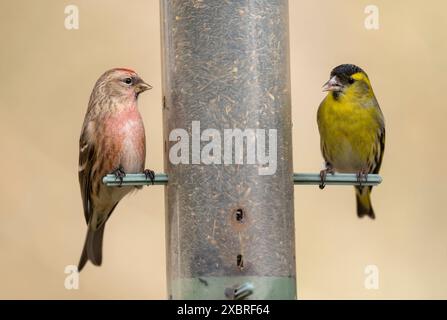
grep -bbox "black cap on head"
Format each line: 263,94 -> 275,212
330,64 -> 366,78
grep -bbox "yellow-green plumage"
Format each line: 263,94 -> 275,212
317,64 -> 385,219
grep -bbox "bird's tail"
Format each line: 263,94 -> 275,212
355,186 -> 375,219
78,223 -> 105,272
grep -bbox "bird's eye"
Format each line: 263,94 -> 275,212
123,78 -> 133,85
348,78 -> 355,84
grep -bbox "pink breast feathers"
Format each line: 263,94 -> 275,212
104,108 -> 146,174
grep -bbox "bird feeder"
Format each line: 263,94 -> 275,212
160,0 -> 295,300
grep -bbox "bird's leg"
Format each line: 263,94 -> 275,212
144,169 -> 155,185
112,165 -> 126,187
356,169 -> 368,187
319,163 -> 334,190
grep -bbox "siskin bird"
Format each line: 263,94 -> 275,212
317,64 -> 385,219
78,68 -> 154,271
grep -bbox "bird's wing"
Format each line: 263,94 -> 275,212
372,126 -> 385,174
317,100 -> 330,163
78,130 -> 95,225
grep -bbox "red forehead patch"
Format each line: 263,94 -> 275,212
115,68 -> 136,74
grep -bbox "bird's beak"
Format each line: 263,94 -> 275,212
322,76 -> 343,92
135,81 -> 153,94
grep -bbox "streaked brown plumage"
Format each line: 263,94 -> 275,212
78,68 -> 153,271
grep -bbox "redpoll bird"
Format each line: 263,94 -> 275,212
78,68 -> 154,272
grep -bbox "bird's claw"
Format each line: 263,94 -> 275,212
319,167 -> 334,189
319,170 -> 326,189
144,169 -> 155,185
356,170 -> 368,187
112,166 -> 126,187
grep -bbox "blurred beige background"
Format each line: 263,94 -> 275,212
0,0 -> 446,299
